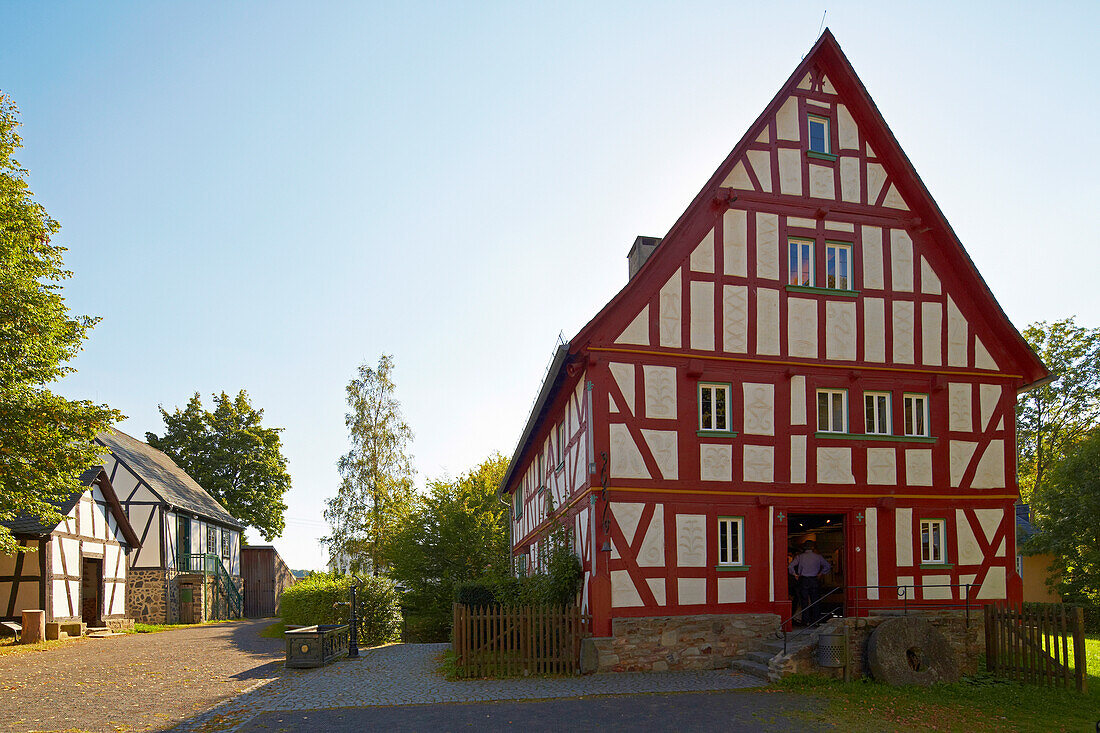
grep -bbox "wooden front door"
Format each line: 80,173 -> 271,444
177,516 -> 191,571
81,558 -> 102,625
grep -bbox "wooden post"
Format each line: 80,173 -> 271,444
20,610 -> 45,644
984,605 -> 995,675
1072,606 -> 1086,694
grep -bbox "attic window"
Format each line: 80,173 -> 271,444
808,115 -> 830,154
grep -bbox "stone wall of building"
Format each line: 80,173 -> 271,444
584,613 -> 781,672
126,569 -> 168,624
166,568 -> 180,624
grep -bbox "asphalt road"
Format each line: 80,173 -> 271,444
234,690 -> 829,732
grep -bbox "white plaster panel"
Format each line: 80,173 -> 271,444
826,300 -> 857,361
723,210 -> 748,277
643,365 -> 677,420
920,256 -> 941,294
797,73 -> 812,91
676,515 -> 707,567
646,578 -> 666,606
689,280 -> 715,351
866,448 -> 897,485
659,272 -> 682,348
746,149 -> 772,193
905,450 -> 933,487
861,226 -> 884,289
817,447 -> 855,484
790,376 -> 807,425
0,553 -> 14,576
11,584 -> 35,616
609,363 -> 635,415
826,220 -> 855,233
636,505 -> 665,568
756,288 -> 780,356
950,441 -> 978,487
778,148 -> 803,196
787,216 -> 817,229
980,384 -> 1001,430
923,575 -> 953,600
611,570 -> 644,607
975,509 -> 1004,546
641,429 -> 679,480
948,383 -> 972,433
51,538 -> 65,574
974,337 -> 998,370
822,76 -> 837,94
790,435 -> 807,483
690,229 -> 715,273
840,156 -> 860,203
837,104 -> 859,149
787,298 -> 818,359
864,298 -> 886,363
867,162 -> 887,203
883,184 -> 908,210
866,142 -> 876,157
808,164 -> 835,199
63,536 -> 79,575
892,301 -> 915,364
743,445 -> 775,483
947,297 -> 968,367
78,501 -> 91,537
678,578 -> 707,605
52,579 -> 69,616
742,383 -> 775,436
756,128 -> 770,144
609,424 -> 649,479
972,440 -> 1005,489
959,575 -> 977,598
611,502 -> 644,546
776,96 -> 800,141
110,467 -> 139,499
921,302 -> 942,366
890,230 -> 914,292
896,508 -> 914,567
722,285 -> 748,353
866,508 -> 879,599
700,444 -> 733,482
718,576 -> 747,604
609,395 -> 619,414
956,509 -> 983,565
976,566 -> 1007,600
756,213 -> 780,280
722,160 -> 754,190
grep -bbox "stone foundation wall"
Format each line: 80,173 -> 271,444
127,569 -> 168,624
105,618 -> 135,633
775,610 -> 983,679
585,613 -> 781,672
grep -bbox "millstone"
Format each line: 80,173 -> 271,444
867,617 -> 959,685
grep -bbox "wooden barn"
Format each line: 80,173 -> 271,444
1,467 -> 141,629
96,428 -> 245,623
498,30 -> 1048,669
240,545 -> 296,618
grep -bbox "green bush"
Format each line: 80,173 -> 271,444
454,581 -> 496,608
279,572 -> 402,647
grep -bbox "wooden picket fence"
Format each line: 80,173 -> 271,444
984,603 -> 1086,693
452,603 -> 589,677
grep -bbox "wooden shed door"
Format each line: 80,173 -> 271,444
81,558 -> 102,625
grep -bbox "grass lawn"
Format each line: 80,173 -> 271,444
260,620 -> 286,638
0,635 -> 88,657
132,618 -> 247,634
779,633 -> 1099,732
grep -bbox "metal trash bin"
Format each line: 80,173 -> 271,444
816,633 -> 846,668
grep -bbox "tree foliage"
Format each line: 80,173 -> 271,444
279,572 -> 402,647
146,390 -> 291,540
323,354 -> 415,576
1016,318 -> 1100,502
0,94 -> 121,554
1025,428 -> 1100,603
387,454 -> 510,641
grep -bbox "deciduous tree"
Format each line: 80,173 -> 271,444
146,390 -> 290,540
0,94 -> 120,554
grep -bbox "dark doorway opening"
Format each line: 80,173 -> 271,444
787,513 -> 845,623
81,558 -> 103,626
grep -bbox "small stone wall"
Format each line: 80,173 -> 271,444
775,610 -> 983,679
105,618 -> 134,633
127,569 -> 168,624
585,613 -> 781,672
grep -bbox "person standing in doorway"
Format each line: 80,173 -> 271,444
788,540 -> 831,625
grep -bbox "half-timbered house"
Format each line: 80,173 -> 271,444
499,31 -> 1048,667
96,428 -> 244,623
1,467 -> 141,629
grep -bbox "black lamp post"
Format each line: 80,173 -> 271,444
348,579 -> 360,658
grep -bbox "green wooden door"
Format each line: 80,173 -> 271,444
177,515 -> 191,571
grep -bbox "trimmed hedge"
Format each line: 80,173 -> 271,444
279,572 -> 402,647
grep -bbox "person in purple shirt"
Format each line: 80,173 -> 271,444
788,541 -> 831,625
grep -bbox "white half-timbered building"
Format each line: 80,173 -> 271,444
1,467 -> 141,627
96,428 -> 245,623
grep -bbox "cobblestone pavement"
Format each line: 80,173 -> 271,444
0,618 -> 283,733
176,643 -> 767,732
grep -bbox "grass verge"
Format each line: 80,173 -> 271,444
133,618 -> 246,634
0,635 -> 87,656
260,620 -> 286,638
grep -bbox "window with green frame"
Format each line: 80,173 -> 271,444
718,516 -> 744,566
698,382 -> 732,432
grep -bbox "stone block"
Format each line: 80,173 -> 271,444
45,622 -> 61,641
61,621 -> 86,637
20,610 -> 45,644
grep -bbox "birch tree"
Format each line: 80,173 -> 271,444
323,354 -> 415,575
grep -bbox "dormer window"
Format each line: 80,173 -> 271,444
808,114 -> 830,154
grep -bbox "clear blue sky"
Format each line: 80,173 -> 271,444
2,2 -> 1097,570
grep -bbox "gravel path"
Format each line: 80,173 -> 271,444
0,619 -> 283,733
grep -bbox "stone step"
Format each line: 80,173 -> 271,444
730,659 -> 771,679
745,650 -> 775,665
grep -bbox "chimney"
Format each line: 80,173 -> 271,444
627,236 -> 662,281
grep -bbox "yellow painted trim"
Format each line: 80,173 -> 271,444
588,346 -> 1020,380
606,486 -> 1018,501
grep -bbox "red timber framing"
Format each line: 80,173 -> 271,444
498,30 -> 1048,638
